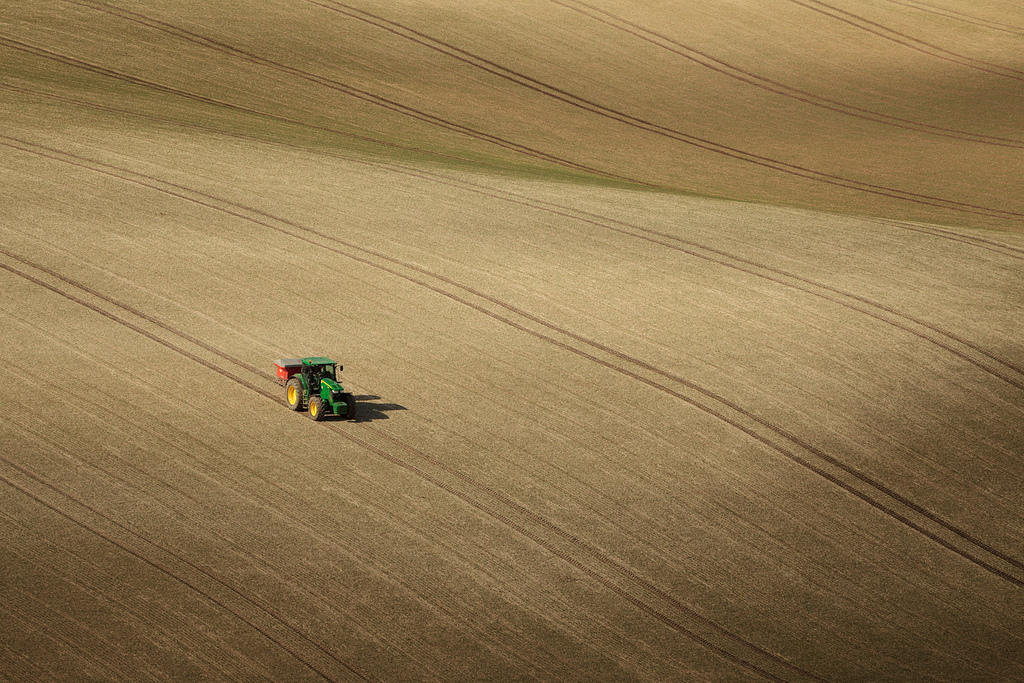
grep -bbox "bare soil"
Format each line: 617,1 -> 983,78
2,1 -> 1023,681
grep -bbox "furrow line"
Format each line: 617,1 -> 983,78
783,0 -> 1024,80
327,426 -> 807,683
4,134 -> 1021,586
0,261 -> 379,682
551,0 -> 1024,148
0,457 -> 358,683
8,12 -> 649,189
0,570 -> 130,681
607,230 -> 1024,387
40,0 -> 1024,221
1,251 -> 822,682
1,502 -> 242,683
0,420 -> 309,678
306,0 -> 1024,220
865,217 -> 1024,258
0,605 -> 89,680
882,0 -> 1024,35
13,79 -> 1024,263
360,266 -> 1024,587
378,172 -> 1024,387
11,53 -> 1024,388
0,394 -> 531,683
0,80 -> 505,173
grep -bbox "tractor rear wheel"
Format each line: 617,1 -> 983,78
309,396 -> 327,421
286,378 -> 304,411
341,393 -> 356,420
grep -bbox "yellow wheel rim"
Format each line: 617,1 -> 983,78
288,385 -> 296,404
310,401 -> 318,417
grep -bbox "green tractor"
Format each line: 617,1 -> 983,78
274,357 -> 356,421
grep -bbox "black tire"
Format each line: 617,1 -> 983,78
286,377 -> 304,411
341,393 -> 356,420
309,395 -> 327,421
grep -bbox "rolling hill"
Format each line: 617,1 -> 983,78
2,1 -> 1023,681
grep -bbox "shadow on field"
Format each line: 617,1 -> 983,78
348,395 -> 406,422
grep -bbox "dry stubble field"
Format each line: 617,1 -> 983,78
2,1 -> 1024,681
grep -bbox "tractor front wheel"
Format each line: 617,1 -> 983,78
341,393 -> 356,420
309,396 -> 327,421
286,378 -> 304,411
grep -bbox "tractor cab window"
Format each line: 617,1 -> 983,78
303,364 -> 318,383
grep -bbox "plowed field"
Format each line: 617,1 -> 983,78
2,1 -> 1023,681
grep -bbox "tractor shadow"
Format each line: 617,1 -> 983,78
336,395 -> 407,423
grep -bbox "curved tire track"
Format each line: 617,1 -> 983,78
783,0 -> 1024,80
303,0 -> 1024,221
10,131 -> 1023,403
1,19 -> 650,189
1,253 -> 824,683
883,0 -> 1024,35
8,77 -> 1024,263
371,165 -> 1024,388
0,364 -> 537,683
551,0 -> 1024,148
865,216 -> 1024,260
2,135 -> 1022,593
27,0 -> 1024,222
0,80 -> 522,181
0,427 -> 372,683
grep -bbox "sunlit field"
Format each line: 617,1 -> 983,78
2,1 -> 1023,680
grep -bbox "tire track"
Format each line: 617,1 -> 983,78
1,251 -> 823,682
783,0 -> 1024,80
0,295 -> 726,683
550,0 -> 1024,149
303,0 -> 1024,221
883,0 -> 1024,35
8,129 -> 1023,401
0,80 -> 516,179
864,216 -> 1024,260
0,578 -> 134,681
1,514 -> 264,683
377,166 -> 1024,388
10,79 -> 1024,395
3,134 -> 1022,590
2,487 -> 248,682
0,266 -> 378,683
0,461 -> 370,683
0,21 -> 649,189
9,77 -> 1024,263
0,390 -> 531,683
6,209 -> 1021,682
0,605 -> 89,680
32,0 -> 1024,222
5,121 -> 1024,396
0,612 -> 48,677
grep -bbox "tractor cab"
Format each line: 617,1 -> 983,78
302,359 -> 333,385
274,357 -> 355,421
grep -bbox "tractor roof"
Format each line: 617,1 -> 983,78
302,357 -> 336,366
